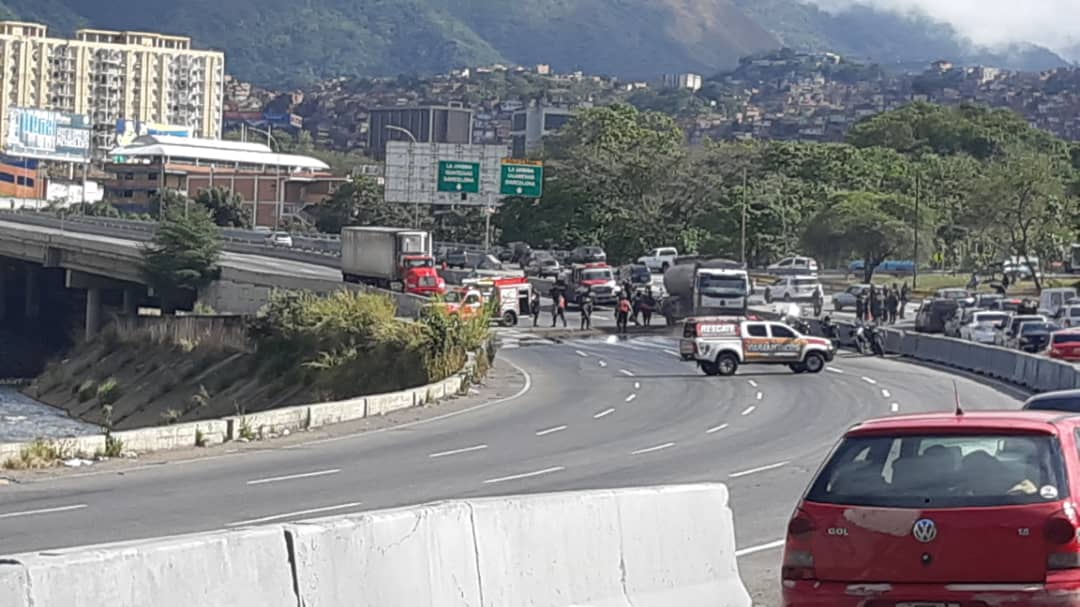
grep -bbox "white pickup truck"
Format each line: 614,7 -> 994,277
637,247 -> 679,273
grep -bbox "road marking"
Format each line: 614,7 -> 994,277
634,382 -> 641,390
631,442 -> 676,455
429,444 -> 488,459
664,349 -> 679,356
861,376 -> 878,385
576,350 -> 588,357
227,502 -> 364,527
741,406 -> 756,416
881,388 -> 891,398
735,539 -> 785,558
730,461 -> 789,479
755,392 -> 763,401
707,423 -> 730,434
594,407 -> 615,419
891,402 -> 900,413
536,425 -> 567,436
747,380 -> 758,388
619,369 -> 635,377
0,504 -> 87,519
246,469 -> 341,486
483,466 -> 565,485
625,394 -> 637,403
826,367 -> 845,374
598,360 -> 608,368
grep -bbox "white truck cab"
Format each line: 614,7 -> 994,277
637,247 -> 679,273
678,316 -> 835,376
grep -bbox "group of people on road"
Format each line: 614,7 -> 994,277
855,282 -> 910,324
527,286 -> 657,333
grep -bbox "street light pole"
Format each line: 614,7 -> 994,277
913,172 -> 921,290
384,125 -> 420,228
740,167 -> 748,267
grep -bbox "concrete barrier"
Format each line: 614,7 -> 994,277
308,396 -> 367,428
9,525 -> 297,607
0,561 -> 28,607
365,390 -> 414,416
113,420 -> 228,451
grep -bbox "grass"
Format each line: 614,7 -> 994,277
4,439 -> 65,470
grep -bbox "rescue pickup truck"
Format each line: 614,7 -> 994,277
678,316 -> 835,376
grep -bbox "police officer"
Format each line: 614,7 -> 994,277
580,293 -> 594,330
530,291 -> 541,327
641,288 -> 655,327
811,286 -> 823,317
855,290 -> 867,322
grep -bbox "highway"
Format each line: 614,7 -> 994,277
0,333 -> 1024,602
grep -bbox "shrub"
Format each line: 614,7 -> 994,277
104,434 -> 124,458
96,378 -> 122,406
161,409 -> 182,425
77,380 -> 97,403
4,439 -> 63,469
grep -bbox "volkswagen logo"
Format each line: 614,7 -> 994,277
912,518 -> 938,543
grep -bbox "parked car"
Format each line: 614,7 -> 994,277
973,292 -> 1004,309
914,298 -> 959,334
958,310 -> 1012,344
266,232 -> 293,247
636,247 -> 678,273
782,409 -> 1080,606
1011,320 -> 1060,352
934,287 -> 973,306
568,246 -> 607,264
445,248 -> 472,269
764,275 -> 824,303
1055,304 -> 1080,329
847,259 -> 915,275
1041,287 -> 1078,317
616,264 -> 653,289
767,256 -> 819,276
1049,329 -> 1080,362
831,284 -> 871,312
995,314 -> 1048,347
1023,388 -> 1080,412
525,255 -> 561,278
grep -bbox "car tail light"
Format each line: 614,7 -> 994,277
782,509 -> 817,581
1046,506 -> 1080,569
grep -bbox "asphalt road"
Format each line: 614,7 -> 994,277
0,333 -> 1024,604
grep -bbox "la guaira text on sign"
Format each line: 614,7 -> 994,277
437,161 -> 480,193
499,160 -> 544,198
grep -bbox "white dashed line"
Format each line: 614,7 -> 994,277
598,360 -> 608,368
536,425 -> 568,436
576,350 -> 588,357
664,349 -> 679,356
861,376 -> 878,385
881,389 -> 891,398
755,392 -> 763,401
0,504 -> 88,519
594,408 -> 615,419
747,380 -> 758,388
735,539 -> 785,558
730,461 -> 789,479
707,423 -> 730,434
891,403 -> 900,413
826,367 -> 845,374
428,444 -> 488,459
634,382 -> 641,390
619,369 -> 635,377
483,466 -> 566,485
631,442 -> 676,455
741,406 -> 756,416
625,394 -> 637,403
227,502 -> 364,527
247,469 -> 341,486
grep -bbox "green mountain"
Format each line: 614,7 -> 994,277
0,0 -> 1068,87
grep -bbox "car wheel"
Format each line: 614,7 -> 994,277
700,360 -> 721,376
789,362 -> 807,374
783,293 -> 792,302
501,311 -> 517,327
715,353 -> 739,377
803,352 -> 825,374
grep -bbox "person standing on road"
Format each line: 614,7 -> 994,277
551,290 -> 567,328
530,291 -> 541,327
812,287 -> 823,317
580,293 -> 594,330
641,288 -> 655,327
855,290 -> 867,322
886,287 -> 899,324
616,295 -> 632,334
631,290 -> 642,326
868,286 -> 880,322
899,282 -> 910,319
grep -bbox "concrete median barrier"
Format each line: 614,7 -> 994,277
0,561 -> 28,607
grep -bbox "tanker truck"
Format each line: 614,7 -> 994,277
660,256 -> 751,326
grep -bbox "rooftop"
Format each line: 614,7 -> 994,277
109,135 -> 330,172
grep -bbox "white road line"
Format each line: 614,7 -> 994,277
598,360 -> 608,368
246,469 -> 341,486
891,402 -> 900,413
631,442 -> 676,455
576,350 -> 588,357
881,388 -> 891,398
735,539 -> 786,558
536,425 -> 567,436
861,376 -> 878,385
429,444 -> 488,459
826,367 -> 845,374
747,380 -> 758,388
625,394 -> 637,403
0,504 -> 87,519
664,349 -> 679,356
755,392 -> 763,401
227,502 -> 364,527
741,406 -> 756,416
730,461 -> 789,479
634,382 -> 641,390
483,466 -> 565,485
594,407 -> 615,419
706,423 -> 730,434
619,369 -> 635,377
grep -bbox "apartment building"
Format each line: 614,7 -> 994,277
0,21 -> 225,153
510,102 -> 574,157
367,105 -> 472,161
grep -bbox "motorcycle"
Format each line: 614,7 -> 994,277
785,316 -> 811,335
864,323 -> 886,356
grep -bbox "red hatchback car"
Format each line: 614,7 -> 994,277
783,410 -> 1080,606
1050,329 -> 1080,362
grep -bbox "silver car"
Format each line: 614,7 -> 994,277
832,284 -> 871,312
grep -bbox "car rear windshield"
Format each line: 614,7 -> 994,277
806,433 -> 1069,508
582,269 -> 612,281
1025,396 -> 1080,412
1053,334 -> 1080,344
975,313 -> 1009,325
794,279 -> 819,287
1070,308 -> 1080,317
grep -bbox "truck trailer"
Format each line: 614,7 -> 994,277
340,226 -> 445,296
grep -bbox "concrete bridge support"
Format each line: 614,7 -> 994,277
66,270 -> 142,340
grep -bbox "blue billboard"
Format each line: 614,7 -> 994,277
5,107 -> 91,162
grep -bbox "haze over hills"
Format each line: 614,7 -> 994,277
0,0 -> 1069,86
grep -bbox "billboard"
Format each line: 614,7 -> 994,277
5,107 -> 91,162
384,142 -> 510,207
115,120 -> 193,147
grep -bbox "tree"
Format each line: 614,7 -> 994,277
142,204 -> 222,313
148,188 -> 191,220
803,191 -> 916,283
310,175 -> 413,234
194,186 -> 251,228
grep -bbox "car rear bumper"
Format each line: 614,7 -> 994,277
783,580 -> 1080,606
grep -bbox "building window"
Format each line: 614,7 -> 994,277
0,172 -> 14,183
123,190 -> 133,198
124,173 -> 135,180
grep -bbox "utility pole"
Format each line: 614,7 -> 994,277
913,172 -> 920,290
740,167 -> 748,267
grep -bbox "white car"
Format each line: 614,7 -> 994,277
266,232 -> 294,247
1054,304 -> 1080,329
637,247 -> 678,273
764,275 -> 823,303
767,256 -> 819,276
959,310 -> 1012,344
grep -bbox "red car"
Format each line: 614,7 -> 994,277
783,410 -> 1080,606
1050,329 -> 1080,362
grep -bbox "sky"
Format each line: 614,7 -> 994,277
805,0 -> 1080,56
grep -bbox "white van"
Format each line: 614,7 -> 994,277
1040,287 -> 1078,317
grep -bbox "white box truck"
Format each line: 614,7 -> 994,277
341,226 -> 445,296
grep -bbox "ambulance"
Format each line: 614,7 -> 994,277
678,316 -> 835,376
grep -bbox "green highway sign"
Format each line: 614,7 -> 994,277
499,160 -> 544,198
437,161 -> 480,193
